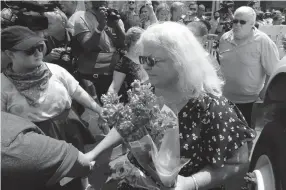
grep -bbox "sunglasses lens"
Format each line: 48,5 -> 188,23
240,20 -> 246,24
25,44 -> 44,55
139,56 -> 155,67
233,19 -> 247,25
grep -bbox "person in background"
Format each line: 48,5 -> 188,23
183,2 -> 199,24
120,0 -> 140,32
264,11 -> 273,25
187,21 -> 222,78
170,2 -> 186,22
108,27 -> 149,103
219,6 -> 280,128
59,1 -> 86,35
197,4 -> 206,20
59,1 -> 97,103
73,1 -> 125,104
139,3 -> 157,29
273,13 -> 283,25
209,11 -> 220,34
151,1 -> 160,13
86,21 -> 255,190
43,10 -> 73,72
155,3 -> 170,22
255,10 -> 265,28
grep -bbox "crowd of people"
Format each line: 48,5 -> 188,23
1,1 -> 286,190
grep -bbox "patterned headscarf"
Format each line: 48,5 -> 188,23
4,63 -> 52,107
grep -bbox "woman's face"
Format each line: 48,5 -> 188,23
140,7 -> 149,20
141,44 -> 178,89
8,42 -> 45,70
157,9 -> 170,21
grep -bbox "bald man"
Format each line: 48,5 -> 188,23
218,6 -> 280,128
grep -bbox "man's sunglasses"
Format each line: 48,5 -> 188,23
128,1 -> 135,5
189,8 -> 197,11
11,44 -> 44,56
139,56 -> 158,67
233,19 -> 247,25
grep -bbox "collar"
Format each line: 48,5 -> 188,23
224,27 -> 258,45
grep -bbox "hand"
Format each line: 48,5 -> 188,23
145,0 -> 155,16
167,175 -> 195,190
95,7 -> 107,31
107,19 -> 119,29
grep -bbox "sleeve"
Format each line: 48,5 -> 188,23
201,98 -> 256,167
56,65 -> 80,96
74,14 -> 91,37
114,57 -> 128,74
13,131 -> 79,186
261,35 -> 280,76
118,19 -> 125,32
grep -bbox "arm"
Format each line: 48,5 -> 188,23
74,9 -> 107,52
260,36 -> 280,100
108,71 -> 126,94
145,3 -> 158,25
106,19 -> 126,49
84,127 -> 123,161
178,143 -> 249,190
72,85 -> 102,115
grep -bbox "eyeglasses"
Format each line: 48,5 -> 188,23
11,44 -> 44,56
128,1 -> 135,5
189,8 -> 197,11
233,19 -> 247,25
139,56 -> 158,67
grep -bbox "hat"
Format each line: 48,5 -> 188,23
1,26 -> 45,51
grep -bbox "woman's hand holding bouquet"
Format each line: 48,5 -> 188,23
98,80 -> 190,189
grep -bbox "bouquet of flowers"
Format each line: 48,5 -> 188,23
99,81 -> 190,189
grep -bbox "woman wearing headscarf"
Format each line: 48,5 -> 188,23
1,26 -> 104,155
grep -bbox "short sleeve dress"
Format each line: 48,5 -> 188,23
116,93 -> 256,190
114,56 -> 148,103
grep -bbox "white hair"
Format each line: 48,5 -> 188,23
235,6 -> 256,24
135,22 -> 224,98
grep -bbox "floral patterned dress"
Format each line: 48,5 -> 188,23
116,93 -> 256,190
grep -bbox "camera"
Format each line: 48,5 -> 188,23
106,8 -> 121,22
218,1 -> 234,14
1,1 -> 57,30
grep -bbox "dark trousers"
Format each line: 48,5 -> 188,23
235,102 -> 255,129
235,102 -> 255,157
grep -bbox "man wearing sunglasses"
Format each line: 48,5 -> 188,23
219,6 -> 280,129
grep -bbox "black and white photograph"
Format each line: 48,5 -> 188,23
1,1 -> 286,190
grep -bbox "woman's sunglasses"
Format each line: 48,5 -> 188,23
139,56 -> 158,67
11,44 -> 44,56
233,19 -> 247,25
